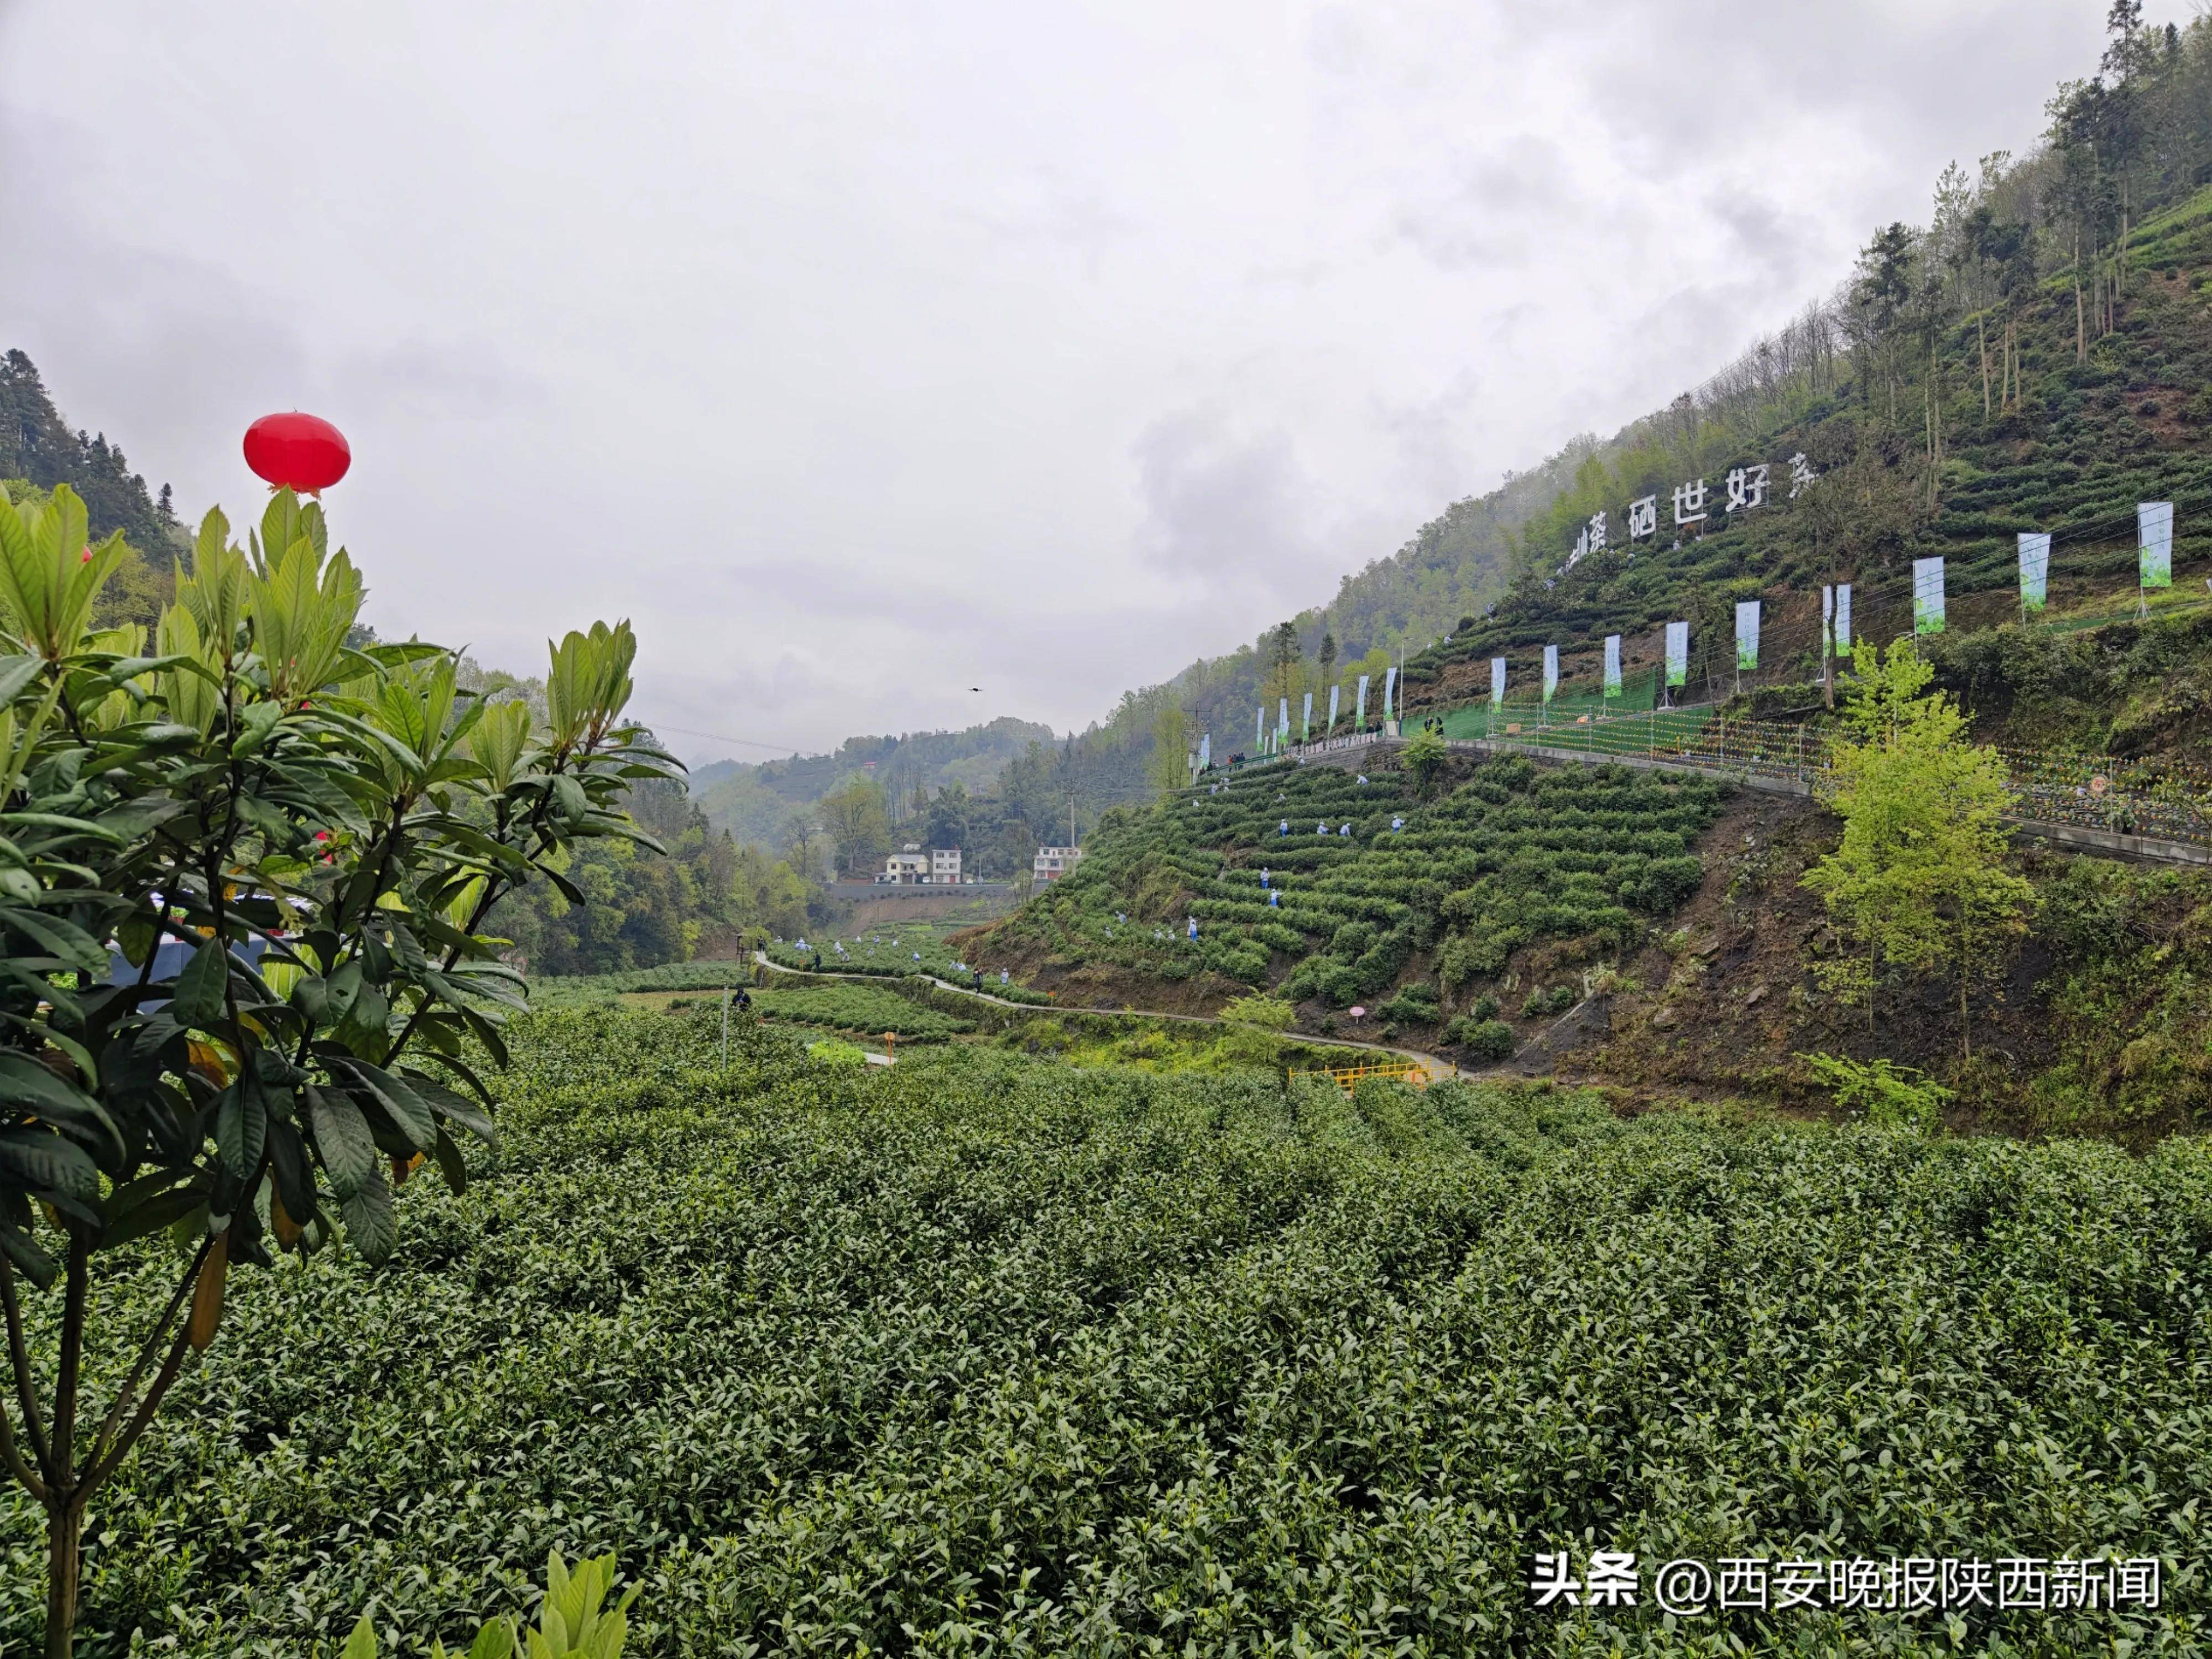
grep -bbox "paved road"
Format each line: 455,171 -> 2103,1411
751,952 -> 1460,1082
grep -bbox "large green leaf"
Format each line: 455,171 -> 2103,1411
101,1185 -> 209,1250
342,1059 -> 435,1153
0,653 -> 43,703
0,1125 -> 102,1203
0,1218 -> 58,1288
307,1086 -> 377,1198
215,1081 -> 268,1181
404,1067 -> 498,1146
338,1164 -> 397,1264
265,1115 -> 319,1233
0,1052 -> 121,1161
0,904 -> 112,974
171,935 -> 231,1028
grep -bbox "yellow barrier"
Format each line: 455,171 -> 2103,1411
1302,1060 -> 1429,1092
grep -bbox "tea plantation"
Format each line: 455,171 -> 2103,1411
7,1007 -> 2207,1656
990,754 -> 1728,1024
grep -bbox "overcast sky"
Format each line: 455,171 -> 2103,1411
0,1 -> 2170,763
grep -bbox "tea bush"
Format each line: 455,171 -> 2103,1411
7,1008 -> 2208,1656
530,959 -> 752,1006
750,983 -> 975,1041
983,757 -> 1729,1009
763,925 -> 1056,1004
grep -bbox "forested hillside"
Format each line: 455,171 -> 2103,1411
693,717 -> 1069,877
0,349 -> 182,559
1050,3 -> 2212,792
1393,7 -> 2212,755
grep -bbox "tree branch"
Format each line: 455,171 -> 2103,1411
87,1238 -> 208,1471
80,1311 -> 196,1496
50,1230 -> 90,1487
383,777 -> 566,1070
0,1379 -> 48,1503
0,1255 -> 50,1478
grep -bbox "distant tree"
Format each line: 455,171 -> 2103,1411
817,775 -> 891,876
781,809 -> 822,876
1147,703 -> 1190,798
925,783 -> 971,857
1803,640 -> 2033,1057
1264,620 -> 1301,708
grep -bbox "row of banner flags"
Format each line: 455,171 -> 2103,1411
1211,503 -> 2182,765
1250,667 -> 1400,754
1914,501 -> 2170,635
1506,501 -> 2180,702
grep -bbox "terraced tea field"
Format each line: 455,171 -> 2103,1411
8,1006 -> 2205,1656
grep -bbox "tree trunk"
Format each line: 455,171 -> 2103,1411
44,1500 -> 81,1659
1979,313 -> 1990,418
2075,231 -> 2085,363
1959,916 -> 1973,1065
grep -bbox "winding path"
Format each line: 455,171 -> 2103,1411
751,952 -> 1463,1082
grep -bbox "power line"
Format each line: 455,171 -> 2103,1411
646,721 -> 816,757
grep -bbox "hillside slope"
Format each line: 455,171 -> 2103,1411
972,749 -> 1727,1029
0,349 -> 182,559
1401,189 -> 2212,760
965,735 -> 2212,1139
693,715 -> 1056,858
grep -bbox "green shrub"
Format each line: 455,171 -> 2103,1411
755,984 -> 974,1041
1803,1052 -> 1954,1131
1220,993 -> 1296,1030
1377,983 -> 1441,1024
1444,1016 -> 1516,1058
342,1551 -> 635,1659
1520,985 -> 1575,1019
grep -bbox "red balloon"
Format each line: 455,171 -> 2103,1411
243,412 -> 351,492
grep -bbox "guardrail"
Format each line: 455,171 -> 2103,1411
1458,707 -> 2212,847
1301,1060 -> 1431,1092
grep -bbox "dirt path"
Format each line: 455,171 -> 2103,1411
752,953 -> 1463,1082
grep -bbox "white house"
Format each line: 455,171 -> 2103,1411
1032,845 -> 1083,883
880,844 -> 963,884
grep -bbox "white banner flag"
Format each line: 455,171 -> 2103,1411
1255,705 -> 1263,750
1355,674 -> 1369,728
1301,692 -> 1312,740
1198,733 -> 1209,769
2140,502 -> 2173,590
2018,534 -> 2051,612
1735,601 -> 1760,670
1277,697 -> 1289,738
1834,583 -> 1851,655
1603,634 -> 1622,697
1490,656 -> 1506,707
1664,621 -> 1688,688
1912,556 -> 1946,635
1327,683 -> 1339,732
1384,666 -> 1397,721
1542,644 -> 1558,703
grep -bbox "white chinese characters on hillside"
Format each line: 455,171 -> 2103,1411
1562,455 -> 1817,568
